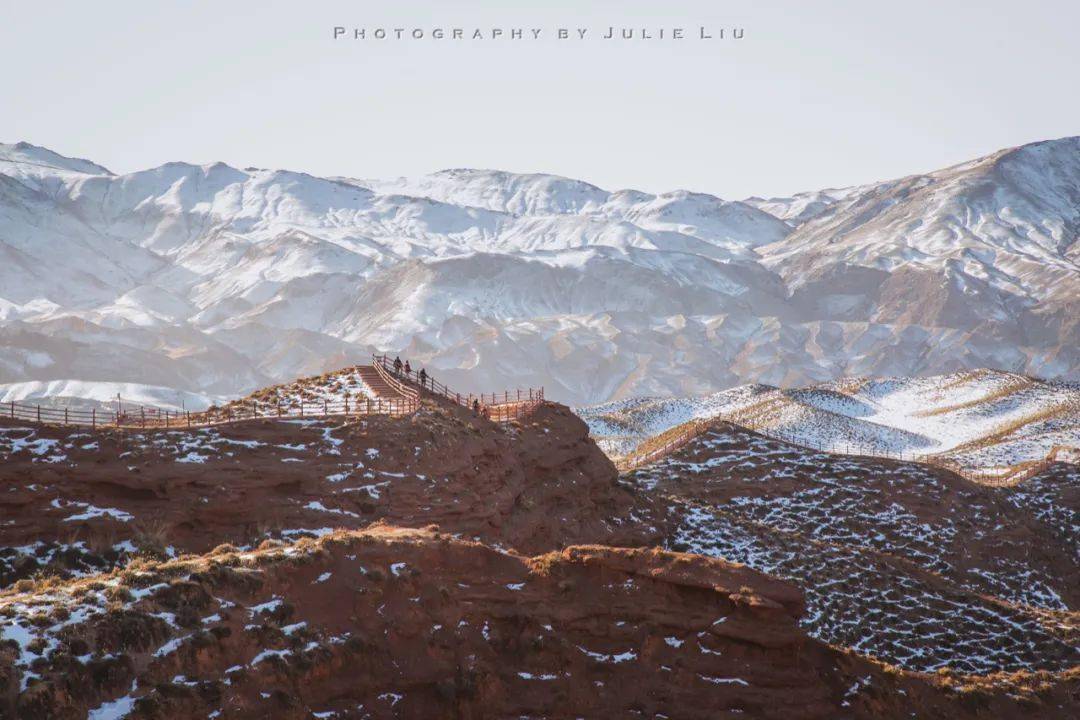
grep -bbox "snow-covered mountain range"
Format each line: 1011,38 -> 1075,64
1,138 -> 1077,406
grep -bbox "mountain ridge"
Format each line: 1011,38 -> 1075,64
0,137 -> 1077,405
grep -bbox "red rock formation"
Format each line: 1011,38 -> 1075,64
0,402 -> 666,586
1,402 -> 1077,718
4,526 -> 1074,719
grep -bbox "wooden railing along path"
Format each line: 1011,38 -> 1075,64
615,420 -> 712,472
368,359 -> 420,403
372,355 -> 545,422
1,354 -> 547,431
2,394 -> 417,430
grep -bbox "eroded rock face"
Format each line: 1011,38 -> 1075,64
3,526 -> 1074,720
0,402 -> 667,587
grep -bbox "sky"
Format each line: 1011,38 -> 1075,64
3,0 -> 1079,198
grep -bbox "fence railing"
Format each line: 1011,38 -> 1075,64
370,357 -> 420,403
614,415 -> 1076,483
615,419 -> 711,472
372,354 -> 545,422
3,394 -> 418,430
1,355 -> 548,430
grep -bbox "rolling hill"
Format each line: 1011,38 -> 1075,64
578,369 -> 1080,477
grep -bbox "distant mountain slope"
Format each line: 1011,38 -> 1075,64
578,369 -> 1080,476
0,138 -> 1077,404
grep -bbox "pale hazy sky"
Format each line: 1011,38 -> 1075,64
4,0 -> 1079,198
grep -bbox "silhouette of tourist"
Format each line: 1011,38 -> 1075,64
418,368 -> 427,388
393,356 -> 402,374
404,360 -> 411,375
472,398 -> 480,414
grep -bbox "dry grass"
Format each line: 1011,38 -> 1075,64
131,520 -> 172,560
528,552 -> 561,577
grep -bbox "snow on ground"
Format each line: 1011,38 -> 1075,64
636,427 -> 1074,611
630,427 -> 1080,674
231,366 -> 380,413
1,364 -> 384,421
0,427 -> 69,464
577,385 -> 773,457
579,370 -> 1080,474
675,503 -> 1078,674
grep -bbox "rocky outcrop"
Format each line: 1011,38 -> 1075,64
1,392 -> 1077,717
4,526 -> 1075,719
0,401 -> 666,588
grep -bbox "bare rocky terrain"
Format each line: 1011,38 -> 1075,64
1,381 -> 1078,718
626,423 -> 1079,675
0,401 -> 657,588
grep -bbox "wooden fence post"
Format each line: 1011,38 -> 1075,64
91,408 -> 96,429
65,407 -> 69,424
37,405 -> 41,423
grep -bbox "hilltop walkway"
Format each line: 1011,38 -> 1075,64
3,355 -> 545,430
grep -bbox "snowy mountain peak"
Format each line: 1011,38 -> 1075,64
0,141 -> 113,176
0,138 -> 1077,405
367,167 -> 611,216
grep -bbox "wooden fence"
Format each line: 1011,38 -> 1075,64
370,356 -> 420,403
1,355 -> 547,431
372,354 -> 545,422
614,419 -> 710,472
2,394 -> 418,431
